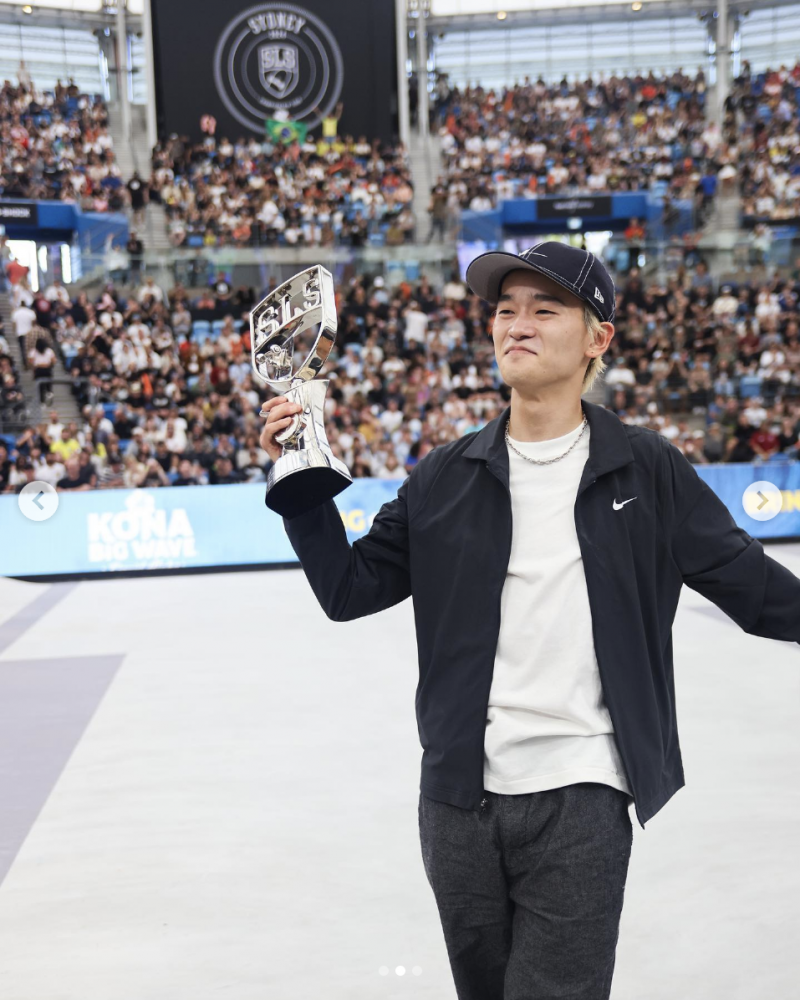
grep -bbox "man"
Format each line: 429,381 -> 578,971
137,276 -> 164,307
46,409 -> 63,441
56,456 -> 94,492
50,425 -> 81,463
427,183 -> 448,242
260,243 -> 800,999
11,300 -> 36,368
126,230 -> 144,283
44,278 -> 70,306
127,170 -> 148,227
33,449 -> 65,488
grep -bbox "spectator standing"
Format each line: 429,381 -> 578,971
12,302 -> 36,367
28,336 -> 56,404
127,171 -> 149,227
427,184 -> 448,242
126,231 -> 144,284
624,218 -> 646,266
403,301 -> 429,350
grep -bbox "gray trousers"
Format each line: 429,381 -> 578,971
419,782 -> 633,999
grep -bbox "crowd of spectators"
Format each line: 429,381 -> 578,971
0,70 -> 122,211
148,113 -> 416,249
4,244 -> 800,496
733,61 -> 800,225
429,69 -> 723,219
0,317 -> 27,426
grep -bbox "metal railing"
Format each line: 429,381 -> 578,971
68,229 -> 800,297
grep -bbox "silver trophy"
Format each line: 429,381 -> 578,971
252,265 -> 352,517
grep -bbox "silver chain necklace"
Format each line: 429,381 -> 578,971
505,415 -> 588,466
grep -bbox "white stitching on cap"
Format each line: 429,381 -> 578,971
514,255 -> 611,319
508,258 -> 585,299
525,242 -> 546,256
574,251 -> 592,290
577,252 -> 595,292
515,259 -> 572,284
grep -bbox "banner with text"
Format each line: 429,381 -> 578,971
1,467 -> 800,578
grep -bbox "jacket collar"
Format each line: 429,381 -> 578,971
463,398 -> 635,491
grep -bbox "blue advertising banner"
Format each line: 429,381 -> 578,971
0,479 -> 402,577
1,466 -> 800,578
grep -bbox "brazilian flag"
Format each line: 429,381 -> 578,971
265,119 -> 308,145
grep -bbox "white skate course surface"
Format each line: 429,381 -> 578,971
0,550 -> 798,999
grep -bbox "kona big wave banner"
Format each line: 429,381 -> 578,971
1,466 -> 800,578
150,0 -> 397,142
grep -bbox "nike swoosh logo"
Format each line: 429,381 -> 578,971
613,497 -> 638,510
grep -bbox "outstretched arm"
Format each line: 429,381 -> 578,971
661,436 -> 800,643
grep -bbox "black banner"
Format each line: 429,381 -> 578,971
537,196 -> 613,219
150,0 -> 397,143
0,202 -> 38,225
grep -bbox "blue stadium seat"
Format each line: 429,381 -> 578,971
193,320 -> 211,339
118,439 -> 131,454
0,433 -> 16,450
102,402 -> 117,420
211,320 -> 226,338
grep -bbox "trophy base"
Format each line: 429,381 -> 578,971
266,457 -> 351,518
264,379 -> 353,518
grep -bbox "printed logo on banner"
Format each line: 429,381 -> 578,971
213,2 -> 344,132
86,492 -> 197,569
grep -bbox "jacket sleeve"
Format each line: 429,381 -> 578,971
277,474 -> 412,623
661,437 -> 800,644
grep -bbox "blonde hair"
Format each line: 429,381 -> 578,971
582,305 -> 609,395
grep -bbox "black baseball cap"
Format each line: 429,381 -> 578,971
466,241 -> 616,324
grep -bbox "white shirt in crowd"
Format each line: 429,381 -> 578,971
483,419 -> 634,807
29,346 -> 55,369
604,363 -> 636,389
379,407 -> 404,435
44,283 -> 70,305
376,460 -> 406,480
137,281 -> 164,304
33,457 -> 65,487
12,305 -> 36,337
404,306 -> 428,345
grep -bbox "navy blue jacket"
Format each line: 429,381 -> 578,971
279,399 -> 800,828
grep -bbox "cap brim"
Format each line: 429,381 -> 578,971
465,250 -> 587,311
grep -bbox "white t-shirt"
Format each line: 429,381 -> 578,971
483,418 -> 634,804
30,347 -> 56,368
33,459 -> 65,487
404,309 -> 428,345
12,306 -> 36,337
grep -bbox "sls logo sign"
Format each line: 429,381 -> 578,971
213,3 -> 344,132
87,492 -> 197,568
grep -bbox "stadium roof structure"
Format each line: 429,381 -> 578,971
427,0 -> 800,30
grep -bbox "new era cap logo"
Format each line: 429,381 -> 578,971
594,287 -> 605,304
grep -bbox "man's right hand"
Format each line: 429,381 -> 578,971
259,396 -> 303,463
